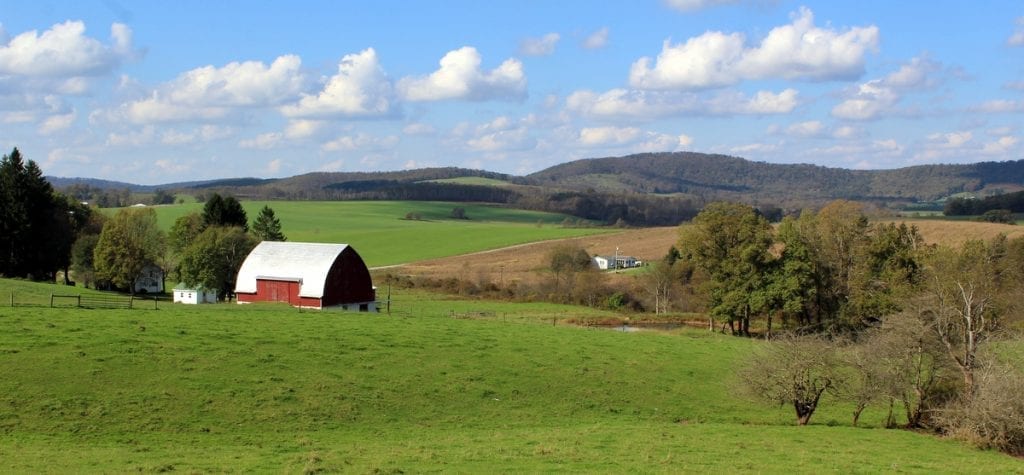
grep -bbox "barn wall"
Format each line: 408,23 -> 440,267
239,279 -> 322,307
322,247 -> 375,307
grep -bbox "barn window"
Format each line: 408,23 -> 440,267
359,303 -> 368,312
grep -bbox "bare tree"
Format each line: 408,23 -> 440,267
737,334 -> 841,426
919,241 -> 999,396
936,360 -> 1024,455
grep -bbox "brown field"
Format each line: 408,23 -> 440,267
888,219 -> 1024,247
386,227 -> 680,286
384,219 -> 1024,284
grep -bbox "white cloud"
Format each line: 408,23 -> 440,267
106,126 -> 156,147
785,120 -> 825,137
239,132 -> 283,150
630,7 -> 878,90
284,119 -> 324,139
1008,17 -> 1024,46
982,136 -> 1019,155
663,0 -> 740,12
397,46 -> 526,102
459,115 -> 537,152
832,56 -> 947,120
163,55 -> 305,107
971,99 -> 1024,113
578,126 -> 691,153
37,110 -> 75,134
579,126 -> 642,145
1004,81 -> 1024,91
265,159 -> 283,174
282,48 -> 394,118
832,125 -> 863,139
402,122 -> 436,135
926,131 -> 973,149
582,27 -> 609,49
520,33 -> 560,56
0,21 -> 136,77
321,133 -> 399,152
566,87 -> 796,119
103,54 -> 306,124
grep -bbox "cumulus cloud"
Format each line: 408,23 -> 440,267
578,126 -> 691,152
101,55 -> 306,124
582,27 -> 609,49
831,56 -> 944,120
239,132 -> 284,150
1009,17 -> 1024,46
630,7 -> 878,90
397,47 -> 526,102
970,99 -> 1024,113
520,33 -> 560,56
281,48 -> 394,118
566,87 -> 797,119
0,20 -> 137,77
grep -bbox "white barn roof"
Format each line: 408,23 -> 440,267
235,241 -> 351,298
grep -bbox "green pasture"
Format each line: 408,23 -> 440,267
109,201 -> 610,267
0,279 -> 1020,472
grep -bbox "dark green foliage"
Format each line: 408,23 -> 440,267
679,202 -> 774,335
201,193 -> 248,231
450,207 -> 467,220
151,188 -> 175,205
945,191 -> 1024,216
0,148 -> 83,281
169,212 -> 205,254
251,205 -> 286,241
176,226 -> 257,300
977,209 -> 1015,224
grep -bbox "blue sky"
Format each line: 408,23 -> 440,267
1,0 -> 1023,184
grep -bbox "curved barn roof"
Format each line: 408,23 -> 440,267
235,241 -> 353,298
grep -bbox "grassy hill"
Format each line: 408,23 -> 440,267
1,279 -> 1021,472
113,201 -> 608,267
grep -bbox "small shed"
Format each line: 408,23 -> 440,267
234,241 -> 376,311
593,254 -> 641,270
173,283 -> 218,304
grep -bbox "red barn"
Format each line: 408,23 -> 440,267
234,241 -> 376,311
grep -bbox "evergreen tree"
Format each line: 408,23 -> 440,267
251,205 -> 286,241
202,193 -> 248,231
0,148 -> 79,280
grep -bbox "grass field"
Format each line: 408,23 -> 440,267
1,279 -> 1021,472
111,201 -> 609,267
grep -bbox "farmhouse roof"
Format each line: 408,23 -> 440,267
235,241 -> 352,298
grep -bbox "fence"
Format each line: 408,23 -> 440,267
2,292 -> 161,310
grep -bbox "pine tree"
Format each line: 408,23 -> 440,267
251,205 -> 286,242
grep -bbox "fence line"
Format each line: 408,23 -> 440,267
2,292 -> 160,310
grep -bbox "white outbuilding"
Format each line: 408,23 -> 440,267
172,283 -> 218,304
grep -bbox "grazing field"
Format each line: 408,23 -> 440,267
113,201 -> 609,266
1,279 -> 1021,472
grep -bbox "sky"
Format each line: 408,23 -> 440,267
1,1 -> 1023,184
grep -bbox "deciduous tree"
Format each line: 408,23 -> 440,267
93,207 -> 166,294
177,226 -> 257,301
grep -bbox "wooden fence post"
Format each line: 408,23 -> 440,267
50,293 -> 54,308
76,295 -> 81,308
129,295 -> 133,310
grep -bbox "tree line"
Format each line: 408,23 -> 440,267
944,190 -> 1024,219
675,200 -> 1023,454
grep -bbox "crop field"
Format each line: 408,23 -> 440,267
1,279 -> 1021,472
113,201 -> 610,267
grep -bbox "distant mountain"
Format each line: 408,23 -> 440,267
50,153 -> 1024,209
526,152 -> 1024,205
